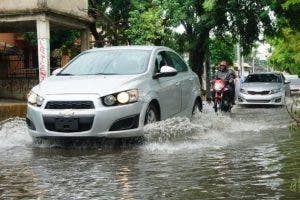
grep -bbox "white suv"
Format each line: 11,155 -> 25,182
26,46 -> 202,139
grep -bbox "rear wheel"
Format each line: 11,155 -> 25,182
144,104 -> 159,125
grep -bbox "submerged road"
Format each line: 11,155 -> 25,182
0,103 -> 300,199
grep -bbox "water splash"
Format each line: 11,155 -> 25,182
142,104 -> 289,152
0,118 -> 32,149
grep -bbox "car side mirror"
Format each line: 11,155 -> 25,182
153,66 -> 178,79
52,68 -> 63,75
284,80 -> 291,84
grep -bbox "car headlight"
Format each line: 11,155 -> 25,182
27,91 -> 44,106
102,89 -> 139,106
240,88 -> 247,94
270,88 -> 282,94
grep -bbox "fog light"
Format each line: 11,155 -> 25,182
104,95 -> 116,106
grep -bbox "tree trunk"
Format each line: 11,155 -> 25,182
205,58 -> 211,101
188,31 -> 209,92
89,23 -> 104,47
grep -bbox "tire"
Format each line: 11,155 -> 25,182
214,100 -> 219,113
192,98 -> 202,116
144,104 -> 159,125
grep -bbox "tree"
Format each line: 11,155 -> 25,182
88,0 -> 131,47
126,1 -> 167,45
209,35 -> 235,66
155,0 -> 274,86
269,29 -> 300,75
268,0 -> 300,75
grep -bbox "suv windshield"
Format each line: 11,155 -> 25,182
245,74 -> 282,83
58,50 -> 151,76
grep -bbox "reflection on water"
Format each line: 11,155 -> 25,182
0,105 -> 300,199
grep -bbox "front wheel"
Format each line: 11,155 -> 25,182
214,99 -> 219,113
144,104 -> 159,125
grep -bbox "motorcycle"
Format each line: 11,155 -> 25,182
211,79 -> 232,113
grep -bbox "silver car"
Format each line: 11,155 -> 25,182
238,72 -> 290,105
26,46 -> 202,138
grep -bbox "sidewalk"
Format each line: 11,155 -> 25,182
0,99 -> 26,121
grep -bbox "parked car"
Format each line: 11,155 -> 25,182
286,77 -> 300,95
26,46 -> 202,138
238,72 -> 290,105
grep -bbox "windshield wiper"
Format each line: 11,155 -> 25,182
57,73 -> 74,76
91,73 -> 120,75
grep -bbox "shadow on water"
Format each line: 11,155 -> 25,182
238,104 -> 284,109
32,137 -> 145,151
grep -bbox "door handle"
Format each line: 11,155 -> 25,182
175,82 -> 180,86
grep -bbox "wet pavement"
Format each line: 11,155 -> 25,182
0,103 -> 300,199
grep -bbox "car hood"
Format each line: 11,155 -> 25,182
241,82 -> 282,91
35,75 -> 143,96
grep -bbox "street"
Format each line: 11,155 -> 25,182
0,103 -> 300,199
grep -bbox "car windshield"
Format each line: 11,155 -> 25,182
58,50 -> 151,76
244,74 -> 282,83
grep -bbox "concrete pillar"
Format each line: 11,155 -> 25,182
80,29 -> 89,52
36,17 -> 50,82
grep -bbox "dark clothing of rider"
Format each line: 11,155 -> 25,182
213,61 -> 237,104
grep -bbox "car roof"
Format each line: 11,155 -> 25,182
85,45 -> 170,52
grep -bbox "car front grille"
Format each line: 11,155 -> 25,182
45,101 -> 95,109
247,100 -> 270,103
247,91 -> 270,95
44,116 -> 94,132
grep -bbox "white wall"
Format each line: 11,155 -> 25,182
0,0 -> 88,17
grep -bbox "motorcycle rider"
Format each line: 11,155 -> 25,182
212,60 -> 237,105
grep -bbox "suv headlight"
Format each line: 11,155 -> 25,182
270,88 -> 282,94
102,89 -> 139,106
27,91 -> 44,106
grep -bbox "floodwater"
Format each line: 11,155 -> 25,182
0,104 -> 300,199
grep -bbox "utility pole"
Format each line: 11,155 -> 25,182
237,43 -> 242,77
252,48 -> 256,73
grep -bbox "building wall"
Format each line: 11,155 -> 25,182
0,79 -> 38,100
0,33 -> 16,46
0,0 -> 88,17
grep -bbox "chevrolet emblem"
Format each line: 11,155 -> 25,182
60,109 -> 75,118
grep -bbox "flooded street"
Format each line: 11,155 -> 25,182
1,104 -> 300,199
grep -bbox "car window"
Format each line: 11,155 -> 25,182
155,51 -> 172,73
245,74 -> 282,83
166,51 -> 188,72
59,50 -> 151,75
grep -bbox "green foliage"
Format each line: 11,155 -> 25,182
269,29 -> 300,75
50,30 -> 80,58
24,30 -> 80,58
209,35 -> 235,66
126,4 -> 166,45
88,0 -> 131,46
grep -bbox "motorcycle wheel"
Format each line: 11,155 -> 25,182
214,100 -> 219,113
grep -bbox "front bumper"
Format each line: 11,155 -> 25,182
238,92 -> 285,105
27,94 -> 148,138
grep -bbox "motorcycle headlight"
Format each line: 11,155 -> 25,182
270,88 -> 282,94
102,89 -> 139,106
27,91 -> 44,106
214,83 -> 223,91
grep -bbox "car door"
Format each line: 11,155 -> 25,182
166,51 -> 194,112
154,51 -> 181,118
